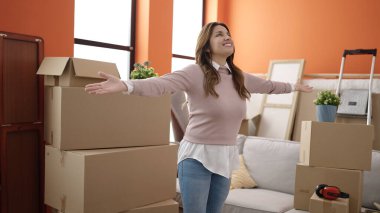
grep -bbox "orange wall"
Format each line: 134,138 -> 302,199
1,0 -> 172,75
135,0 -> 173,75
205,0 -> 228,23
0,0 -> 74,56
2,0 -> 378,75
222,0 -> 380,74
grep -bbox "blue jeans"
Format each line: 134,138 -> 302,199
178,158 -> 230,213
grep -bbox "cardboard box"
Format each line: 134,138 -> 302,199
300,121 -> 374,170
292,90 -> 319,142
45,144 -> 178,213
50,200 -> 179,213
292,91 -> 380,152
121,200 -> 178,213
239,114 -> 260,136
335,92 -> 380,151
45,86 -> 170,150
309,192 -> 349,213
37,57 -> 120,87
294,164 -> 362,213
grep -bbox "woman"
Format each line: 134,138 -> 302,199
85,22 -> 312,213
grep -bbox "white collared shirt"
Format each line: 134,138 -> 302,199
211,61 -> 232,74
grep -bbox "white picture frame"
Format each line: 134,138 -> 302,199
256,59 -> 305,140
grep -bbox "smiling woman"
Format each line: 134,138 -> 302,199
84,22 -> 312,213
209,25 -> 234,65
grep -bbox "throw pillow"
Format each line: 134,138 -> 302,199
230,155 -> 257,189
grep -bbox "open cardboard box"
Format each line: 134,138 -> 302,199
37,57 -> 119,87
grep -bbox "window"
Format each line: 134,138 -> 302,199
74,0 -> 135,80
171,0 -> 204,71
170,0 -> 204,142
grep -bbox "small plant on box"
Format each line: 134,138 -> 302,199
313,90 -> 341,106
313,90 -> 341,122
130,61 -> 158,79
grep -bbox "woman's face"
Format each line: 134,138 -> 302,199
209,25 -> 234,60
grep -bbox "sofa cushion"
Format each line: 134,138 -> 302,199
363,150 -> 380,209
243,137 -> 300,194
223,188 -> 294,213
230,155 -> 257,189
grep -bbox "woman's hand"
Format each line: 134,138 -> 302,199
294,83 -> 313,92
85,72 -> 128,94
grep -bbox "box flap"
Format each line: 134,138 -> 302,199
72,58 -> 120,79
37,57 -> 70,76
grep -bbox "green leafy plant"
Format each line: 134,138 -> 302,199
130,61 -> 159,79
313,90 -> 341,106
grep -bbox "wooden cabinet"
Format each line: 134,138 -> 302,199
0,32 -> 44,213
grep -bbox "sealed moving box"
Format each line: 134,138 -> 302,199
294,164 -> 362,213
300,121 -> 374,170
309,192 -> 349,213
37,57 -> 120,87
45,144 -> 178,213
45,86 -> 170,150
121,199 -> 178,213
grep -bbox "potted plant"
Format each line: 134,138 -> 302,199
313,90 -> 341,122
130,61 -> 159,79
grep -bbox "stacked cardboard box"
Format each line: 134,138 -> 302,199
294,121 -> 374,213
309,192 -> 349,213
38,57 -> 179,213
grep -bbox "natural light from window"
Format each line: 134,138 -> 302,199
74,0 -> 132,79
171,58 -> 195,71
172,0 -> 203,57
74,45 -> 130,80
74,0 -> 132,46
170,0 -> 203,142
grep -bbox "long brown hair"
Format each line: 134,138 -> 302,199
195,22 -> 250,99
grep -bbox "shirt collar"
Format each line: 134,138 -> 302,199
212,61 -> 232,74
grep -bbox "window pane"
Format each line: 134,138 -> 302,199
172,58 -> 195,71
172,0 -> 203,57
74,44 -> 130,80
75,0 -> 132,46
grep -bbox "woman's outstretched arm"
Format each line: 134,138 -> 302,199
85,72 -> 128,95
